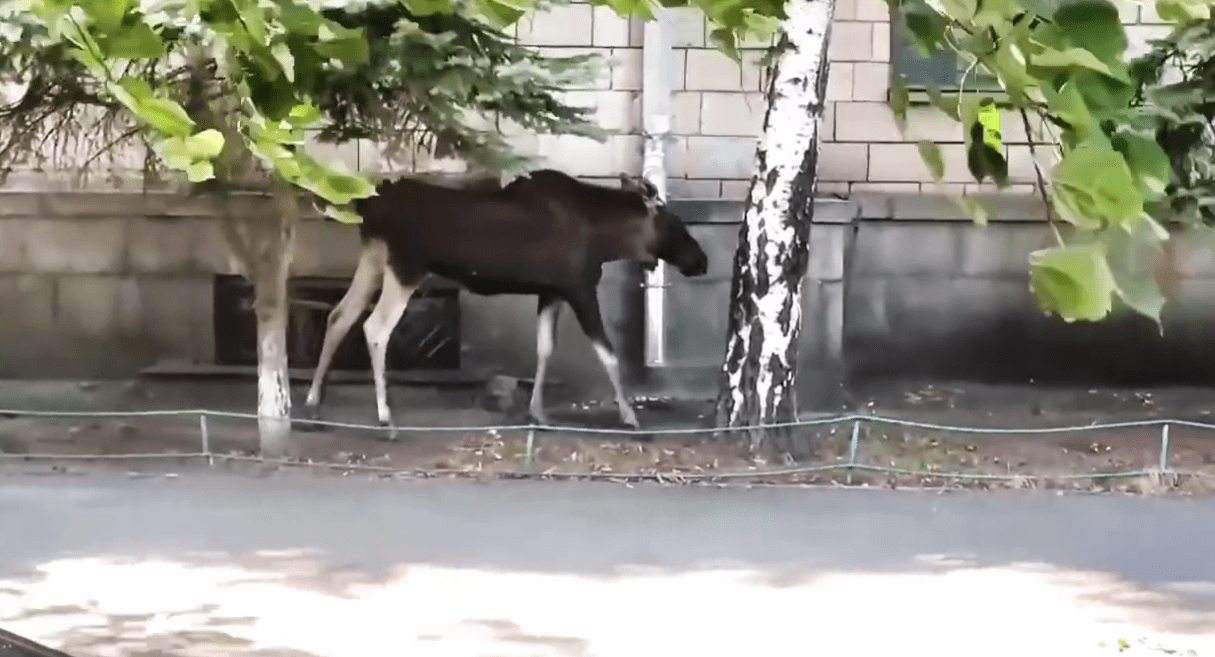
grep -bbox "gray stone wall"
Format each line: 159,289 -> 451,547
4,190 -> 1215,407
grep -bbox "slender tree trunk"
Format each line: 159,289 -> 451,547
251,180 -> 299,459
714,0 -> 834,457
186,61 -> 301,459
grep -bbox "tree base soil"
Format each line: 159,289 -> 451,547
0,378 -> 1213,494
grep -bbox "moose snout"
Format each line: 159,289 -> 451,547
681,251 -> 709,277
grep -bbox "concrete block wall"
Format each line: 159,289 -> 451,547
843,200 -> 1215,388
500,1 -> 772,199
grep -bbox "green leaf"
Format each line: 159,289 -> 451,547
938,0 -> 978,21
287,103 -> 322,126
1111,131 -> 1171,201
708,26 -> 740,62
82,0 -> 129,34
917,140 -> 945,181
155,136 -> 193,170
976,99 -> 1002,152
116,76 -> 154,102
184,129 -> 225,159
270,41 -> 295,83
322,204 -> 364,224
901,0 -> 950,56
246,71 -> 297,121
1042,79 -> 1097,143
1072,70 -> 1135,118
313,24 -> 370,64
990,41 -> 1040,104
68,46 -> 104,74
1031,47 -> 1125,81
279,3 -> 323,36
186,159 -> 214,182
103,22 -> 164,59
476,0 -> 526,27
323,169 -> 375,199
1029,243 -> 1117,321
967,139 -> 1010,186
135,96 -> 196,138
481,0 -> 537,11
890,74 -> 909,128
57,10 -> 103,54
1050,141 -> 1143,226
1106,214 -> 1168,327
952,194 -> 991,226
964,101 -> 1009,187
238,3 -> 267,43
924,83 -> 961,122
1155,0 -> 1210,23
1051,0 -> 1127,63
253,138 -> 294,161
972,0 -> 1016,27
1016,0 -> 1060,19
402,0 -> 453,16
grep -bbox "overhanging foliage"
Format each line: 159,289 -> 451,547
891,0 -> 1215,329
0,0 -> 609,198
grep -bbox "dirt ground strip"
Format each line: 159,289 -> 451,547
1,379 -> 1214,494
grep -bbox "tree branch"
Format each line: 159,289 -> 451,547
1021,108 -> 1065,246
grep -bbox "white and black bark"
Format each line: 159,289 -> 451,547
714,0 -> 834,456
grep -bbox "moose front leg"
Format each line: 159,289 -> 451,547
362,269 -> 416,441
299,242 -> 385,431
529,293 -> 562,425
566,291 -> 639,429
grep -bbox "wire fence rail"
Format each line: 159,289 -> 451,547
0,407 -> 1212,484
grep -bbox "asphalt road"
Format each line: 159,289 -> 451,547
1,471 -> 1214,657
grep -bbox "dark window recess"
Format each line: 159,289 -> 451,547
213,274 -> 461,371
890,14 -> 1002,91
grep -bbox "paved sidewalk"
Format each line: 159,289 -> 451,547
1,472 -> 1213,657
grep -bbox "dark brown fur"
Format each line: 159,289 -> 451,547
301,168 -> 709,435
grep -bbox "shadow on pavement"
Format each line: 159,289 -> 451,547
1,547 -> 1213,657
2,475 -> 1215,656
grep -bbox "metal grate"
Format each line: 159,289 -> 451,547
212,274 -> 462,372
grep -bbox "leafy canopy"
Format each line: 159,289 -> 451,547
0,0 -> 783,222
890,0 -> 1215,329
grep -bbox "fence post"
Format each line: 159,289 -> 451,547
199,414 -> 213,466
524,429 -> 536,468
847,420 -> 860,485
1159,423 -> 1171,473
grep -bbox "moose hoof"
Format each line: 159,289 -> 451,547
527,409 -> 552,426
293,407 -> 326,432
375,420 -> 399,442
620,413 -> 641,431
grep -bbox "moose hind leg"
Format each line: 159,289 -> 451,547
363,267 -> 416,441
529,294 -> 562,424
300,242 -> 386,429
567,292 -> 639,429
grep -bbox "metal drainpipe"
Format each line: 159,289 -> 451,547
641,8 -> 672,368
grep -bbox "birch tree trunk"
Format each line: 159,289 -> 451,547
714,0 -> 834,456
251,179 -> 300,459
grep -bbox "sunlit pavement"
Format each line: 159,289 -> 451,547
1,472 -> 1214,657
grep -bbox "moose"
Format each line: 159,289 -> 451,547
299,168 -> 710,439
